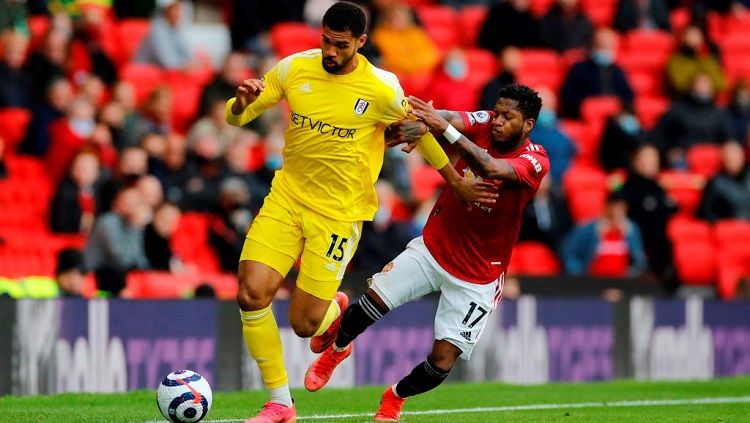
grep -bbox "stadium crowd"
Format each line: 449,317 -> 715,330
0,0 -> 750,300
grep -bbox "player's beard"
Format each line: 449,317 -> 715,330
322,50 -> 356,74
493,128 -> 525,153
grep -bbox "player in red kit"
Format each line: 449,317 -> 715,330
304,84 -> 549,421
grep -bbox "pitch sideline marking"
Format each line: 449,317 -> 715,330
147,395 -> 750,422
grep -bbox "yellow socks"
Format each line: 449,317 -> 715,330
240,306 -> 288,390
313,299 -> 341,337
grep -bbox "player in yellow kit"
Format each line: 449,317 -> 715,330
226,3 -> 497,422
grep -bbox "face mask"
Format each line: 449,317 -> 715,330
373,206 -> 392,225
70,118 -> 95,138
692,91 -> 714,103
536,108 -> 557,127
736,92 -> 750,110
444,58 -> 467,80
266,154 -> 283,170
591,50 -> 614,66
618,114 -> 640,135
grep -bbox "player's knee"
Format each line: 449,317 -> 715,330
428,353 -> 456,372
236,276 -> 275,311
289,317 -> 318,338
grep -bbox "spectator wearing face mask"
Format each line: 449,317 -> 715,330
666,25 -> 725,99
529,87 -> 576,185
427,49 -> 476,111
478,0 -> 542,54
649,73 -> 735,169
560,28 -> 634,118
599,106 -> 647,171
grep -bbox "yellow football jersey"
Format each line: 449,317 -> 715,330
226,49 -> 413,222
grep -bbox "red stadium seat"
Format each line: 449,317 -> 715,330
0,108 -> 32,153
629,71 -> 664,98
623,30 -> 675,55
518,49 -> 565,91
424,25 -> 460,51
171,213 -> 221,273
581,0 -> 617,28
120,63 -> 165,104
658,171 -> 705,216
672,238 -> 717,285
508,241 -> 560,276
410,164 -> 444,203
723,54 -> 750,80
670,8 -> 691,34
458,5 -> 488,47
580,96 -> 622,124
27,15 -> 50,49
530,0 -> 555,17
464,48 -> 498,89
713,219 -> 750,264
618,50 -> 671,74
416,5 -> 457,29
562,165 -> 608,222
559,119 -> 598,164
666,215 -> 711,242
116,19 -> 151,64
270,22 -> 320,58
686,144 -> 722,179
635,96 -> 670,130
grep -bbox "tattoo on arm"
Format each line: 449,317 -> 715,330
454,136 -> 518,181
438,110 -> 465,131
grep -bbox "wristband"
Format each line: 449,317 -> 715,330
443,124 -> 461,144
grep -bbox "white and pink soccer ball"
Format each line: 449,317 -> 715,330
156,370 -> 213,423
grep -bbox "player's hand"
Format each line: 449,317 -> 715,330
386,119 -> 429,153
453,177 -> 498,205
231,78 -> 265,114
408,96 -> 449,133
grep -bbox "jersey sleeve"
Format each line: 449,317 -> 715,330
507,146 -> 550,189
459,110 -> 495,139
225,54 -> 291,127
377,72 -> 410,125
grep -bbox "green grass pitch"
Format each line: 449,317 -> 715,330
2,377 -> 749,422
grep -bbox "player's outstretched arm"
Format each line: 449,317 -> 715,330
386,110 -> 464,153
408,96 -> 518,182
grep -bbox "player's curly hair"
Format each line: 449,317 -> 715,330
498,83 -> 543,122
322,1 -> 367,37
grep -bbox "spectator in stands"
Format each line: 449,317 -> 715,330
700,141 -> 750,221
85,187 -> 151,272
351,180 -> 414,275
614,0 -> 671,32
208,177 -> 253,272
24,27 -> 69,103
478,0 -> 541,53
0,32 -> 31,108
161,133 -> 196,205
144,201 -> 182,271
228,0 -> 303,53
68,6 -> 118,86
135,174 -> 164,210
729,79 -> 750,141
20,77 -> 73,156
649,72 -> 735,168
562,191 -> 648,277
599,106 -> 647,171
45,96 -> 117,185
666,25 -> 725,98
95,266 -> 128,297
181,132 -> 224,212
371,3 -> 440,77
480,46 -> 520,111
135,0 -> 195,70
50,150 -> 101,234
122,85 -> 173,148
530,87 -> 576,185
199,52 -> 248,118
97,146 -> 149,213
194,283 -> 216,298
427,48 -> 477,111
518,174 -> 572,254
188,100 -> 241,157
55,248 -> 87,297
621,144 -> 678,287
539,0 -> 594,53
221,134 -> 270,213
560,28 -> 634,118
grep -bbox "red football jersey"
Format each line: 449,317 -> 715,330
423,110 -> 550,284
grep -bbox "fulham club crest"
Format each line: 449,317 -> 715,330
354,98 -> 370,115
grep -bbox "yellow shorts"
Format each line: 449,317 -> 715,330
241,189 -> 363,300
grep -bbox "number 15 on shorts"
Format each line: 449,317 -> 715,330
326,234 -> 348,262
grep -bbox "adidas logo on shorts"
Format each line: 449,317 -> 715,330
460,331 -> 472,341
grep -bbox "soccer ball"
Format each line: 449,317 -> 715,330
156,370 -> 213,423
